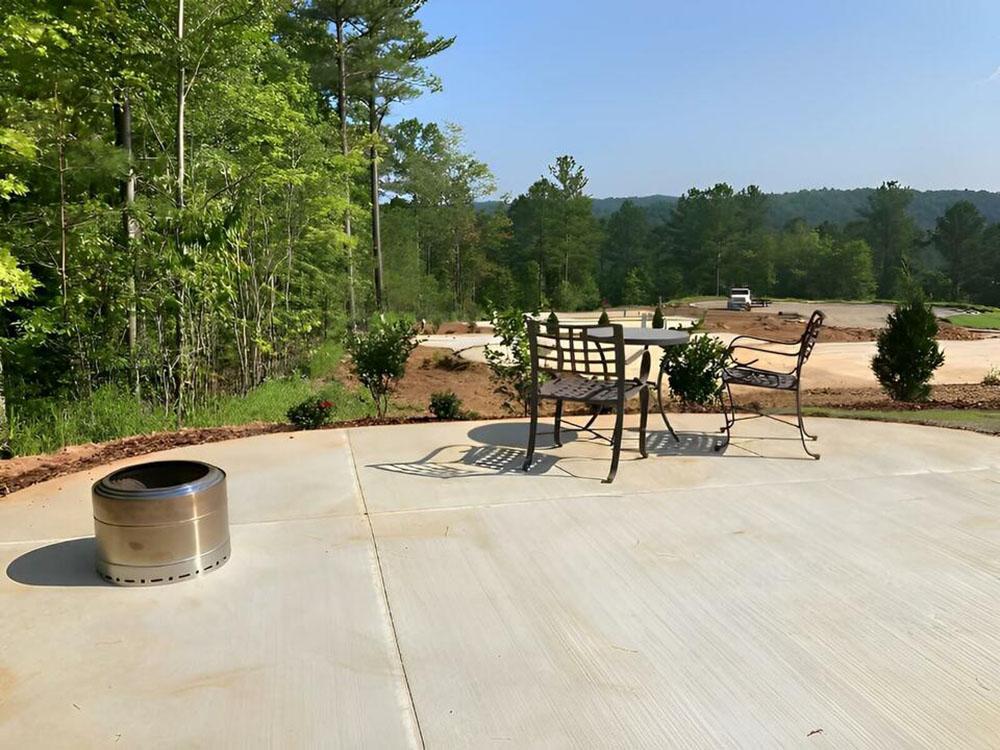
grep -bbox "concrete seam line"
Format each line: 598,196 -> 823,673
346,430 -> 426,750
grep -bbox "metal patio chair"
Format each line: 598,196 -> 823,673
719,310 -> 825,459
522,320 -> 651,483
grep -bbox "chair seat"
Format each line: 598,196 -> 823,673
722,365 -> 798,390
539,375 -> 645,404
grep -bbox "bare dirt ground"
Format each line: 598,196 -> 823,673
386,347 -> 1000,417
670,306 -> 981,341
689,299 -> 977,330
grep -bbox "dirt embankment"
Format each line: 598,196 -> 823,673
670,307 -> 981,342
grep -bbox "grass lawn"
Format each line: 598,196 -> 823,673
947,311 -> 1000,329
799,407 -> 1000,435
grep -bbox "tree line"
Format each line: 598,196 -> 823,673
424,174 -> 999,314
0,0 -> 458,453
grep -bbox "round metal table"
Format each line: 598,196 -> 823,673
586,327 -> 690,440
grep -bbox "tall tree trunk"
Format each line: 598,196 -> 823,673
0,353 -> 10,458
176,1 -> 185,211
55,83 -> 68,315
114,90 -> 139,396
335,18 -> 357,324
175,0 -> 188,419
368,94 -> 384,309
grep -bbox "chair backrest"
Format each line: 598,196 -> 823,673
796,310 -> 825,371
525,319 -> 625,382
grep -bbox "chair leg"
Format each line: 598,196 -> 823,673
523,397 -> 539,471
604,403 -> 625,484
795,388 -> 820,459
796,388 -> 817,440
638,388 -> 649,459
553,400 -> 563,447
656,356 -> 680,442
716,382 -> 734,452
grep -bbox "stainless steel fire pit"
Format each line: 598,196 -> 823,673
92,460 -> 230,586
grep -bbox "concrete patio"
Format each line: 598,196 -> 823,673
2,415 -> 999,747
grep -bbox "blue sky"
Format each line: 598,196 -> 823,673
401,0 -> 1000,199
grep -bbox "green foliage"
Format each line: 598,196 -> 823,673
652,305 -> 664,328
661,335 -> 730,406
7,376 -> 373,456
286,397 -> 335,430
0,246 -> 36,305
504,156 -> 602,311
7,385 -> 168,456
860,181 -> 918,297
947,312 -> 1000,330
345,319 -> 417,418
983,366 -> 1000,387
934,201 -> 985,298
872,287 -> 945,401
429,390 -> 463,420
622,268 -> 650,305
307,341 -> 345,380
186,378 -> 366,428
598,308 -> 610,326
587,188 -> 1000,232
484,308 -> 532,416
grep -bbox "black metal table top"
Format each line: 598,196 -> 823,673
585,327 -> 690,347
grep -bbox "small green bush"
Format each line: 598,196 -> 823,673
872,289 -> 945,401
545,310 -> 560,334
346,318 -> 418,417
983,365 -> 1000,386
429,391 -> 463,420
597,308 -> 610,326
661,335 -> 730,406
484,308 -> 532,416
286,397 -> 335,429
652,305 -> 664,329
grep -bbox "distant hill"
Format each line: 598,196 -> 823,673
477,188 -> 1000,230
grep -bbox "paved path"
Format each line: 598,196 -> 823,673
2,417 -> 1000,747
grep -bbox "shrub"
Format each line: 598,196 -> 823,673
652,305 -> 664,329
661,335 -> 730,406
545,310 -> 560,334
484,308 -> 532,416
345,318 -> 417,418
286,397 -> 335,429
598,308 -> 610,326
983,365 -> 1000,386
429,391 -> 463,420
871,288 -> 945,401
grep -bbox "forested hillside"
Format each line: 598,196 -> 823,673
484,189 -> 1000,230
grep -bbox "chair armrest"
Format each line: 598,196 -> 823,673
728,333 -> 802,348
729,343 -> 800,358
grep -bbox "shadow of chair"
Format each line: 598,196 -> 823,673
641,430 -> 728,457
369,441 -> 560,480
6,537 -> 109,587
466,421 -> 577,449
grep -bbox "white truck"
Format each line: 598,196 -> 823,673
727,287 -> 752,311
